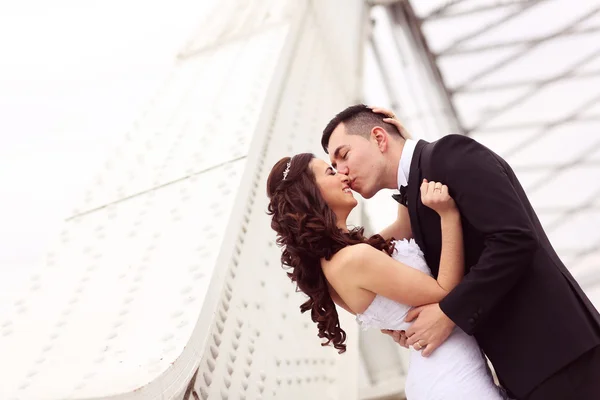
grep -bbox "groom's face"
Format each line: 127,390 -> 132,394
327,123 -> 383,199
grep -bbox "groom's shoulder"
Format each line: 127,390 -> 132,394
427,134 -> 493,172
429,134 -> 486,159
431,133 -> 478,149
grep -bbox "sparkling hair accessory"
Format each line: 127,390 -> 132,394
282,161 -> 292,180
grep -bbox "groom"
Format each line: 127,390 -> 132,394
321,104 -> 600,400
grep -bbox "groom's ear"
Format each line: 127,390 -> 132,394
371,126 -> 389,152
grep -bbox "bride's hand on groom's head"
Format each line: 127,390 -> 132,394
368,106 -> 395,119
368,106 -> 408,136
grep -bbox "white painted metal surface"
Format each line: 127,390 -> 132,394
0,1 -> 367,399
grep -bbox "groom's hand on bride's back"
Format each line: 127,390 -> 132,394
381,329 -> 409,348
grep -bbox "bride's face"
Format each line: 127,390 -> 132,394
310,158 -> 358,215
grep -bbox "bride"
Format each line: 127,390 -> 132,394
266,153 -> 507,399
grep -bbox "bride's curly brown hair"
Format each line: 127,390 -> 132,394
266,153 -> 395,353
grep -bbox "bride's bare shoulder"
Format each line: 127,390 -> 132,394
321,243 -> 375,271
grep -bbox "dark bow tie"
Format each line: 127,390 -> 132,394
392,185 -> 408,206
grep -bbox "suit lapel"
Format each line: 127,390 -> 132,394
407,140 -> 428,253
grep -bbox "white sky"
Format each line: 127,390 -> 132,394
0,1 -> 217,276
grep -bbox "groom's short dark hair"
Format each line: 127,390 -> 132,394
321,104 -> 406,154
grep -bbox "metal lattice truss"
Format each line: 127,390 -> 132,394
409,0 -> 600,296
358,2 -> 600,398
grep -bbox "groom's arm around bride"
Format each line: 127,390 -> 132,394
397,133 -> 600,400
321,104 -> 600,400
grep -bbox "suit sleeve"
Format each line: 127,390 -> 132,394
435,135 -> 538,335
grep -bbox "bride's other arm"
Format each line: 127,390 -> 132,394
403,180 -> 464,355
424,179 -> 464,293
339,181 -> 463,305
378,204 -> 412,241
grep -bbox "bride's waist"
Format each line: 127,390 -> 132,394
409,329 -> 483,365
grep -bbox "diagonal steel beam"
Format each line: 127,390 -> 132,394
437,0 -> 547,55
470,115 -> 600,133
537,204 -> 600,214
500,92 -> 600,159
421,0 -> 470,20
467,47 -> 600,131
569,238 -> 600,271
453,6 -> 600,93
426,0 -> 543,21
390,1 -> 466,135
515,159 -> 600,174
444,25 -> 600,56
461,69 -> 600,92
368,34 -> 402,112
538,187 -> 600,233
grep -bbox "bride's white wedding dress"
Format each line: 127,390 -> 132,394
356,239 -> 507,400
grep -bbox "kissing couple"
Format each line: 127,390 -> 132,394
266,104 -> 600,399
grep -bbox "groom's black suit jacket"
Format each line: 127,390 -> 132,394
405,135 -> 600,398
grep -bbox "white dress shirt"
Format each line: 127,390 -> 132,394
397,139 -> 416,190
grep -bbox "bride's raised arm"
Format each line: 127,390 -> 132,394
423,179 -> 464,293
339,180 -> 464,306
